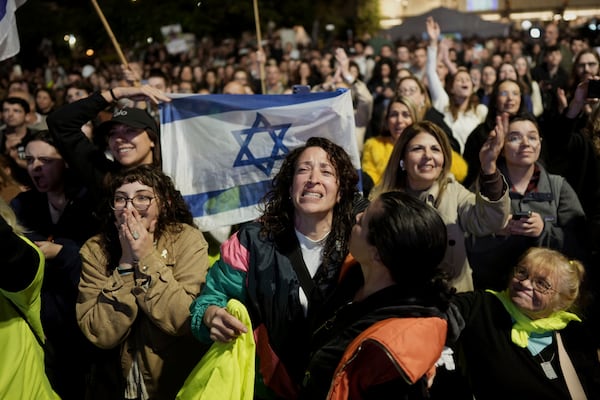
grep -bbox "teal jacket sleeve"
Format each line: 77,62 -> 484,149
189,255 -> 247,343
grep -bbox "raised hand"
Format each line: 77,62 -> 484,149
479,113 -> 508,174
426,16 -> 441,45
117,207 -> 156,266
110,85 -> 171,105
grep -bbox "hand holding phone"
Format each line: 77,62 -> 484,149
587,80 -> 600,99
292,85 -> 311,94
512,210 -> 532,220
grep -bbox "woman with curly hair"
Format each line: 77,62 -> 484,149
76,165 -> 210,400
189,136 -> 361,399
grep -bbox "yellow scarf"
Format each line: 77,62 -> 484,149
487,289 -> 581,348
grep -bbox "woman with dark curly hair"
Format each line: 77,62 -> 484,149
76,165 -> 210,400
189,137 -> 361,399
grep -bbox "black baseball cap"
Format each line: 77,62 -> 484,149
96,107 -> 159,137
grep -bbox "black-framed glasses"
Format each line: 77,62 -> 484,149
513,265 -> 555,294
576,62 -> 598,69
111,195 -> 155,211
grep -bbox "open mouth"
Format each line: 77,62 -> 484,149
116,147 -> 134,155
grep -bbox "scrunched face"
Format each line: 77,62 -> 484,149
25,140 -> 67,193
508,262 -> 560,319
290,146 -> 340,224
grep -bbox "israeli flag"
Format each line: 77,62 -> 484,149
160,89 -> 360,231
0,0 -> 27,62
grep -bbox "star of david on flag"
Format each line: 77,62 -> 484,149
160,90 -> 361,231
232,113 -> 290,176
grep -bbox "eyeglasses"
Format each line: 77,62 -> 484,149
576,62 -> 598,69
513,265 -> 555,294
499,90 -> 521,98
24,156 -> 62,165
111,195 -> 155,211
506,133 -> 541,145
398,87 -> 419,96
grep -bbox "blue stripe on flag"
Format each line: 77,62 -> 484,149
161,90 -> 347,123
0,1 -> 7,20
184,179 -> 272,217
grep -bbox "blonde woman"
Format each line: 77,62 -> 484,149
371,119 -> 509,292
439,248 -> 600,399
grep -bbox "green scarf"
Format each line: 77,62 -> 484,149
488,289 -> 581,348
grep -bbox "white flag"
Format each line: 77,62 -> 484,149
0,0 -> 27,62
160,90 -> 361,231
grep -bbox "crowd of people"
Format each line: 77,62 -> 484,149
1,13 -> 600,400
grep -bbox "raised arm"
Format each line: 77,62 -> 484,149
47,85 -> 171,187
426,16 -> 449,112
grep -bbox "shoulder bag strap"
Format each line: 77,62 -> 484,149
556,332 -> 587,400
288,241 -> 321,303
278,229 -> 321,303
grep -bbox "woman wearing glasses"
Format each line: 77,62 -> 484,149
436,247 -> 600,399
76,165 -> 210,400
466,114 -> 587,291
396,75 -> 461,153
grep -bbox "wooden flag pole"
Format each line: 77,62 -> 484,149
91,0 -> 129,69
253,0 -> 266,94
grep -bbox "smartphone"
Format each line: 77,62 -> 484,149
292,85 -> 311,94
588,80 -> 600,99
512,210 -> 532,220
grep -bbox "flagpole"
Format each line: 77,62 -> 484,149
252,0 -> 266,94
90,0 -> 129,69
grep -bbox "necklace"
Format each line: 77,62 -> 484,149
538,350 -> 558,380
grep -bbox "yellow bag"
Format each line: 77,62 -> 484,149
176,299 -> 255,400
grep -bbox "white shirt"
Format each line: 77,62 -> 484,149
295,229 -> 327,315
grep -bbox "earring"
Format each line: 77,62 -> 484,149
399,160 -> 405,170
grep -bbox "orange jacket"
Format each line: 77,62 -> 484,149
327,317 -> 447,400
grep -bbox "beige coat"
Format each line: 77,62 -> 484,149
77,224 -> 209,399
416,175 -> 509,292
